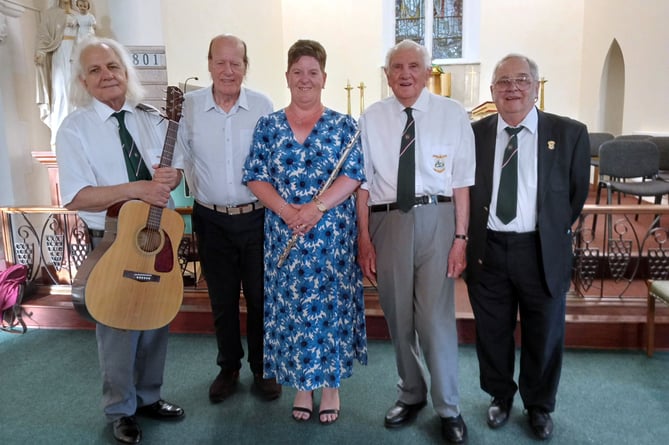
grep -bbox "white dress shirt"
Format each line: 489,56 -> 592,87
175,85 -> 273,207
359,88 -> 475,204
488,107 -> 539,232
56,99 -> 181,230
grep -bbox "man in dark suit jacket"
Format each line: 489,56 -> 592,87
466,54 -> 590,441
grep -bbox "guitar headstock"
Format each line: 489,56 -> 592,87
164,86 -> 183,122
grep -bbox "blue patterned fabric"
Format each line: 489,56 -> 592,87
243,108 -> 368,390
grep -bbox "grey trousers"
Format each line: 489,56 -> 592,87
96,323 -> 169,422
370,202 -> 461,418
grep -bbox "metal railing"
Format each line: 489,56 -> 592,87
1,207 -> 89,288
573,204 -> 669,298
1,206 -> 199,294
2,204 -> 668,300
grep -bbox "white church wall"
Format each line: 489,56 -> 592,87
579,0 -> 669,134
478,0 -> 586,120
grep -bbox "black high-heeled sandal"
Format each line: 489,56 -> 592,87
292,391 -> 314,422
318,408 -> 340,425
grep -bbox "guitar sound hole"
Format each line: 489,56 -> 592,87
137,228 -> 163,253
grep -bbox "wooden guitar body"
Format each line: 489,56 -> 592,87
81,200 -> 185,330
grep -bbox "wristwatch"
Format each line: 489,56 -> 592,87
313,197 -> 327,213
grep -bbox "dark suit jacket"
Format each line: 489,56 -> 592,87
466,109 -> 591,298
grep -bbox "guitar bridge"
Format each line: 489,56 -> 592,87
123,270 -> 160,282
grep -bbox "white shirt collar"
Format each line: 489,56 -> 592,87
204,85 -> 249,113
392,87 -> 430,115
496,106 -> 538,136
92,98 -> 135,122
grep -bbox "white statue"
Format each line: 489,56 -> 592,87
74,0 -> 96,44
35,0 -> 96,146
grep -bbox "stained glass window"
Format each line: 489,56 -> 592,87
395,0 -> 463,60
432,0 -> 462,59
395,0 -> 425,46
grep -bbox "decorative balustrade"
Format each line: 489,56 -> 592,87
573,204 -> 669,298
2,204 -> 668,300
1,206 -> 199,294
1,207 -> 89,289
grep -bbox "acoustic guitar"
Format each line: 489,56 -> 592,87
72,87 -> 185,330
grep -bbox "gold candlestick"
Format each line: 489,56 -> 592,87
429,66 -> 442,95
539,77 -> 548,111
358,81 -> 366,115
345,80 -> 353,115
440,72 -> 452,97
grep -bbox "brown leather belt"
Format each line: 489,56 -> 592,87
196,200 -> 264,216
370,195 -> 452,213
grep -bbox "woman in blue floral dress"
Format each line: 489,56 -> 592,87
243,40 -> 367,425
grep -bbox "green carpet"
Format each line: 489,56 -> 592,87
1,330 -> 667,444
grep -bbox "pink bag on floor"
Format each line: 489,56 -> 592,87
1,263 -> 28,333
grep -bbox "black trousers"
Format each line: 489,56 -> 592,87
193,203 -> 265,374
467,230 -> 566,412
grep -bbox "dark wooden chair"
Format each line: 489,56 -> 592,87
647,280 -> 669,357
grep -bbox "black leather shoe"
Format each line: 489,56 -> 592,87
528,408 -> 553,440
136,399 -> 184,420
112,416 -> 141,444
441,414 -> 467,444
253,373 -> 282,401
384,400 -> 427,428
209,369 -> 240,403
487,397 -> 513,429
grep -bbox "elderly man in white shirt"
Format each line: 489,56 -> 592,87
175,34 -> 280,403
56,37 -> 184,445
356,39 -> 475,444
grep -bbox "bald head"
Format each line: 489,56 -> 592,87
207,34 -> 248,69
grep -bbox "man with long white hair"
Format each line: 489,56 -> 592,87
56,37 -> 185,444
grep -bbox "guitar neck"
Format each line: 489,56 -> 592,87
149,119 -> 180,231
157,120 -> 179,168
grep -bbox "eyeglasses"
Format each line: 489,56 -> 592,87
493,76 -> 534,91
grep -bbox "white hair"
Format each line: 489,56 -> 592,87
69,37 -> 145,108
491,53 -> 540,83
384,39 -> 432,70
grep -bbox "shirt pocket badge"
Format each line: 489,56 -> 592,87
433,154 -> 447,173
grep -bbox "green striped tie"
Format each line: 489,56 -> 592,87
496,126 -> 523,224
112,111 -> 152,182
397,107 -> 415,212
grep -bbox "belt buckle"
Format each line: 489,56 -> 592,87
414,195 -> 432,207
227,205 -> 242,216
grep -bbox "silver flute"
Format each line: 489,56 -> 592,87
277,129 -> 362,268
